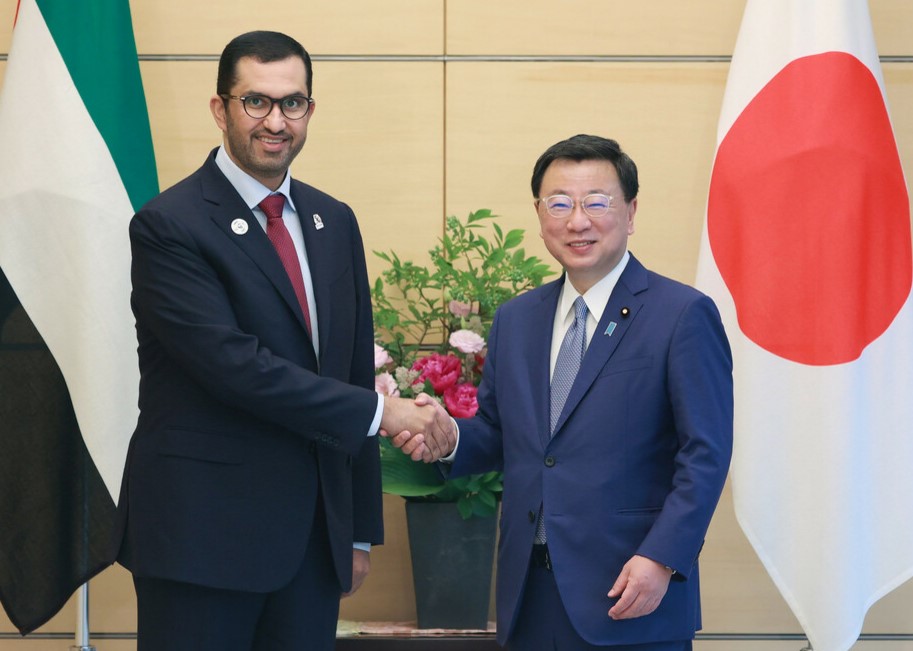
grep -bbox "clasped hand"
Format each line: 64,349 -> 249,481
379,393 -> 455,462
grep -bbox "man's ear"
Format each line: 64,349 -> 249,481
210,95 -> 228,132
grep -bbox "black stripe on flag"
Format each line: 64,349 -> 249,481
0,267 -> 116,634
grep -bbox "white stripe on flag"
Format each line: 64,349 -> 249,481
0,0 -> 139,499
697,1 -> 913,650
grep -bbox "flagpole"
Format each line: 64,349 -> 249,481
69,583 -> 96,651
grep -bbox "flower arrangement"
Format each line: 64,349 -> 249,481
372,209 -> 554,519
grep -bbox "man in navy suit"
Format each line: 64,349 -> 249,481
392,135 -> 733,649
114,31 -> 452,650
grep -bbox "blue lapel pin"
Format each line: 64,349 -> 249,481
604,321 -> 617,336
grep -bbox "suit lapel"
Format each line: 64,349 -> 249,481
550,257 -> 649,439
200,159 -> 315,339
290,184 -> 333,364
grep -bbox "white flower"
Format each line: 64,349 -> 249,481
374,372 -> 400,397
394,366 -> 421,392
449,329 -> 485,354
374,343 -> 393,369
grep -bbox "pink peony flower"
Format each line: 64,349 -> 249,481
411,353 -> 462,394
443,383 -> 479,418
448,300 -> 473,318
374,343 -> 393,369
374,372 -> 400,397
449,329 -> 485,354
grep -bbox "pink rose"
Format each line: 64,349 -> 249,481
374,372 -> 400,397
443,383 -> 479,418
448,300 -> 472,318
411,353 -> 462,394
374,343 -> 393,369
449,329 -> 485,354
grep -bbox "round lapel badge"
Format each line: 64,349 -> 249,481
231,218 -> 249,235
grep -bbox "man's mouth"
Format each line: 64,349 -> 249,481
257,135 -> 287,147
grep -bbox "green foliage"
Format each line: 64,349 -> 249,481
373,210 -> 554,519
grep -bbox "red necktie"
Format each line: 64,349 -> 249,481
259,194 -> 312,336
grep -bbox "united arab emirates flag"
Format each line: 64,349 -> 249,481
0,0 -> 157,633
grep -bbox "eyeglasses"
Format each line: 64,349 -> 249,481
220,93 -> 313,120
537,193 -> 616,219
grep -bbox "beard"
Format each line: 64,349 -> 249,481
223,112 -> 306,183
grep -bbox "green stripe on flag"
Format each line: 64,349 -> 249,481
35,0 -> 158,210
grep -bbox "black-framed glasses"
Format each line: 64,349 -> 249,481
220,93 -> 313,120
537,193 -> 616,219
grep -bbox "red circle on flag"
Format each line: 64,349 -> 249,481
708,52 -> 911,366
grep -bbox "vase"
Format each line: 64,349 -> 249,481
405,500 -> 497,630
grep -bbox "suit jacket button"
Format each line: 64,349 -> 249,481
528,510 -> 536,522
544,455 -> 556,467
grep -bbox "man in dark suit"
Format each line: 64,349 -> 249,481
392,135 -> 733,649
114,31 -> 452,651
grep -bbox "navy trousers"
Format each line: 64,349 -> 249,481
133,504 -> 340,651
507,564 -> 692,651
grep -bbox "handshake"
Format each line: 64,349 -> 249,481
379,393 -> 456,463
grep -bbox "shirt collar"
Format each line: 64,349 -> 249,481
557,251 -> 631,325
215,145 -> 296,212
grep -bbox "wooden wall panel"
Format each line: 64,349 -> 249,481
294,61 -> 444,281
447,0 -> 744,56
0,0 -> 14,54
131,0 -> 443,56
447,0 -> 911,57
446,61 -> 728,285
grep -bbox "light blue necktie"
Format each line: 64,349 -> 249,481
536,296 -> 589,545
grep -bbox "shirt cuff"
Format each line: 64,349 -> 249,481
367,394 -> 383,437
439,417 -> 460,463
353,542 -> 371,552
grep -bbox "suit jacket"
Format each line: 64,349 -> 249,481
114,149 -> 383,594
450,254 -> 733,646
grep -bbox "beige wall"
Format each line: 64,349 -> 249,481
1,0 -> 912,648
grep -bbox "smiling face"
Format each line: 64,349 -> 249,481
210,55 -> 314,190
536,158 -> 637,294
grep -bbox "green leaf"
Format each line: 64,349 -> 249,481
504,229 -> 524,249
379,440 -> 445,497
457,497 -> 473,519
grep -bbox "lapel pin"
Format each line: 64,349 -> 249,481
604,321 -> 618,336
313,213 -> 324,230
230,218 -> 249,235
620,307 -> 630,318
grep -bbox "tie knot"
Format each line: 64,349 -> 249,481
573,296 -> 588,323
259,194 -> 285,221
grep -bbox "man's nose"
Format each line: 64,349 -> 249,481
566,204 -> 592,230
262,103 -> 287,130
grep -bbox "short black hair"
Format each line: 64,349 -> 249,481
531,134 -> 639,202
217,31 -> 313,97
